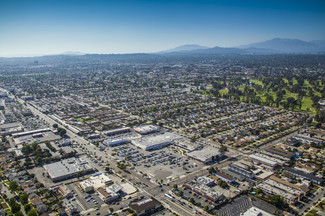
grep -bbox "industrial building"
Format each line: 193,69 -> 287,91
187,146 -> 223,164
129,197 -> 162,216
103,138 -> 130,147
133,125 -> 160,135
43,158 -> 93,182
131,132 -> 174,151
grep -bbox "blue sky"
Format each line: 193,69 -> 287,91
0,0 -> 324,57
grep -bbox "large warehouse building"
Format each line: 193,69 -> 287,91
44,158 -> 94,182
131,132 -> 174,151
187,146 -> 224,164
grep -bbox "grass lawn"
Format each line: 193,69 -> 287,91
303,79 -> 312,88
250,79 -> 264,87
282,78 -> 289,84
238,84 -> 245,92
219,88 -> 229,96
283,92 -> 298,100
314,90 -> 322,97
301,97 -> 314,112
75,118 -> 84,122
212,78 -> 320,114
306,209 -> 318,216
292,77 -> 298,85
85,118 -> 98,123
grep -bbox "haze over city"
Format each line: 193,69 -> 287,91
0,1 -> 325,216
1,0 -> 325,57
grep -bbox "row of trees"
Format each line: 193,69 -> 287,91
53,124 -> 67,136
21,142 -> 52,165
4,187 -> 37,216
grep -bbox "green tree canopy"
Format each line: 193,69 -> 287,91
27,208 -> 38,216
20,193 -> 29,205
9,181 -> 19,192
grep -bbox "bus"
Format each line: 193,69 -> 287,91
165,193 -> 174,201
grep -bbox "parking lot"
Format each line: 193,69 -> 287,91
66,182 -> 104,210
213,195 -> 252,216
105,143 -> 204,182
181,187 -> 217,209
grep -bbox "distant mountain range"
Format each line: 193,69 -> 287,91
1,38 -> 325,60
160,38 -> 325,54
60,51 -> 85,56
160,44 -> 209,53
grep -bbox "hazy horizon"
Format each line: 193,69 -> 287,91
1,0 -> 325,57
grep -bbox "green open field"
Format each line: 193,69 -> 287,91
214,78 -> 322,114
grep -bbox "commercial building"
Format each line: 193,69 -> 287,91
97,184 -> 122,203
11,128 -> 61,145
249,154 -> 279,170
103,138 -> 130,147
213,171 -> 235,183
103,127 -> 131,136
133,125 -> 160,135
43,158 -> 93,182
12,128 -> 51,138
129,197 -> 162,216
184,176 -> 225,202
228,161 -> 254,179
0,122 -> 24,136
268,175 -> 309,198
21,96 -> 33,101
264,147 -> 294,160
187,146 -> 223,164
241,207 -> 273,216
80,172 -> 113,192
97,187 -> 119,203
257,175 -> 310,204
286,138 -> 300,146
196,176 -> 215,187
257,182 -> 298,204
88,133 -> 100,139
293,134 -> 323,146
131,133 -> 174,151
222,169 -> 246,182
284,167 -> 323,185
60,140 -> 72,146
